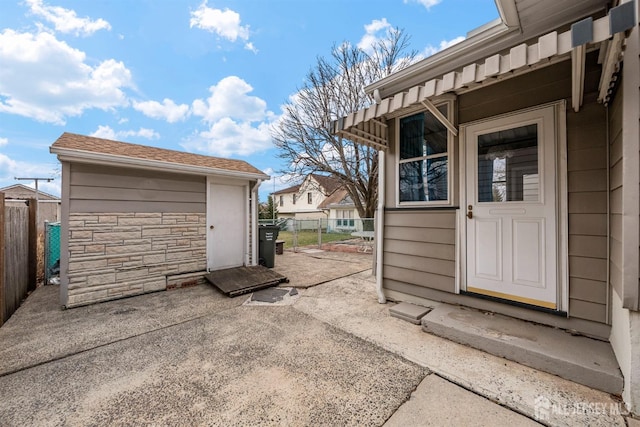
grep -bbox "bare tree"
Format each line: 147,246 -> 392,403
271,28 -> 417,221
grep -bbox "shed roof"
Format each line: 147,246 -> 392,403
50,133 -> 269,180
0,184 -> 59,200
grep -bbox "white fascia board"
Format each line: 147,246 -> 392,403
494,0 -> 520,29
51,148 -> 270,181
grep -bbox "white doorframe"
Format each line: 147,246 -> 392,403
206,176 -> 248,271
458,101 -> 568,312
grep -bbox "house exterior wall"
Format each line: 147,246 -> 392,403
609,20 -> 640,414
382,55 -> 611,335
63,162 -> 209,307
274,177 -> 331,219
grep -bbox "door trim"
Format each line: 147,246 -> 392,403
458,101 -> 568,313
206,176 -> 248,272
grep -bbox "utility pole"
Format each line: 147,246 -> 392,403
14,177 -> 54,230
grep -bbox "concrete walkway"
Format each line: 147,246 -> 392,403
0,250 -> 634,426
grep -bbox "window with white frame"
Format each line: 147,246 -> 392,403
293,194 -> 297,204
398,103 -> 452,204
307,192 -> 312,204
279,195 -> 283,207
336,210 -> 355,228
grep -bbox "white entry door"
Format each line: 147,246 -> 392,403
207,182 -> 246,270
465,106 -> 558,309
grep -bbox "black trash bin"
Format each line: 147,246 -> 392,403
258,225 -> 280,268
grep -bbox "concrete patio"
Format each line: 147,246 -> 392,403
0,250 -> 634,426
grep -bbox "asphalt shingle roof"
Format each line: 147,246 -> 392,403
51,132 -> 266,177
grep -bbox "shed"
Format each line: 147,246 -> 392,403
50,132 -> 269,308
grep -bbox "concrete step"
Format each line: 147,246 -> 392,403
421,304 -> 623,395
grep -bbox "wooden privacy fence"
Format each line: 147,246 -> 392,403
0,193 -> 37,327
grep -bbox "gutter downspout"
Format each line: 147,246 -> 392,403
251,179 -> 262,266
375,150 -> 386,304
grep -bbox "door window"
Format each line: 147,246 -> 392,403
477,124 -> 539,203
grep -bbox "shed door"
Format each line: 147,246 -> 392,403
465,106 -> 558,309
207,183 -> 246,270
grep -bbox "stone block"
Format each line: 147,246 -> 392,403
105,243 -> 152,255
70,230 -> 93,240
143,253 -> 166,264
84,244 -> 106,254
98,215 -> 118,224
116,268 -> 149,281
107,257 -> 129,266
93,230 -> 141,242
69,258 -> 108,272
143,278 -> 166,292
166,249 -> 195,261
87,272 -> 116,286
142,227 -> 173,237
119,216 -> 163,226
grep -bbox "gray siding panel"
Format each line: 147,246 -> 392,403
566,100 -> 608,323
69,163 -> 206,214
384,265 -> 454,293
383,210 -> 457,295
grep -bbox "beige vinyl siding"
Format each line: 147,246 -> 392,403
383,210 -> 456,295
609,86 -> 623,300
69,163 -> 206,213
567,100 -> 608,323
382,53 -> 610,325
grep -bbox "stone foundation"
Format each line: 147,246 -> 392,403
66,212 -> 206,307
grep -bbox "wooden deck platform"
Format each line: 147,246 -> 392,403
204,265 -> 288,297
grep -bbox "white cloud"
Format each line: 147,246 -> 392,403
26,0 -> 111,37
183,118 -> 272,157
192,76 -> 272,124
357,18 -> 391,54
404,0 -> 442,10
422,35 -> 465,57
185,75 -> 276,156
0,137 -> 8,147
0,29 -> 133,124
190,1 -> 250,43
244,42 -> 258,54
133,98 -> 190,123
90,125 -> 159,141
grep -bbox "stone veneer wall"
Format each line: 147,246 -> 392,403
67,212 -> 207,307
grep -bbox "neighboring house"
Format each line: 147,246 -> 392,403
334,0 -> 640,413
272,173 -> 345,220
50,133 -> 269,308
318,188 -> 363,232
0,184 -> 61,227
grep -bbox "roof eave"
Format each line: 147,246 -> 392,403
50,147 -> 270,181
366,17 -> 517,98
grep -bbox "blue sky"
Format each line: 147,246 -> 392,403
0,0 -> 498,200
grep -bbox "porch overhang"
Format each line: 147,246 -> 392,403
333,3 -> 636,148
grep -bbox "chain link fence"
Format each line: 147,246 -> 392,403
44,221 -> 61,285
259,218 -> 374,253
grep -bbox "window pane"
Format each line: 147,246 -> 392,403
399,157 -> 448,202
424,105 -> 448,155
399,113 -> 424,160
477,124 -> 538,202
399,107 -> 448,160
